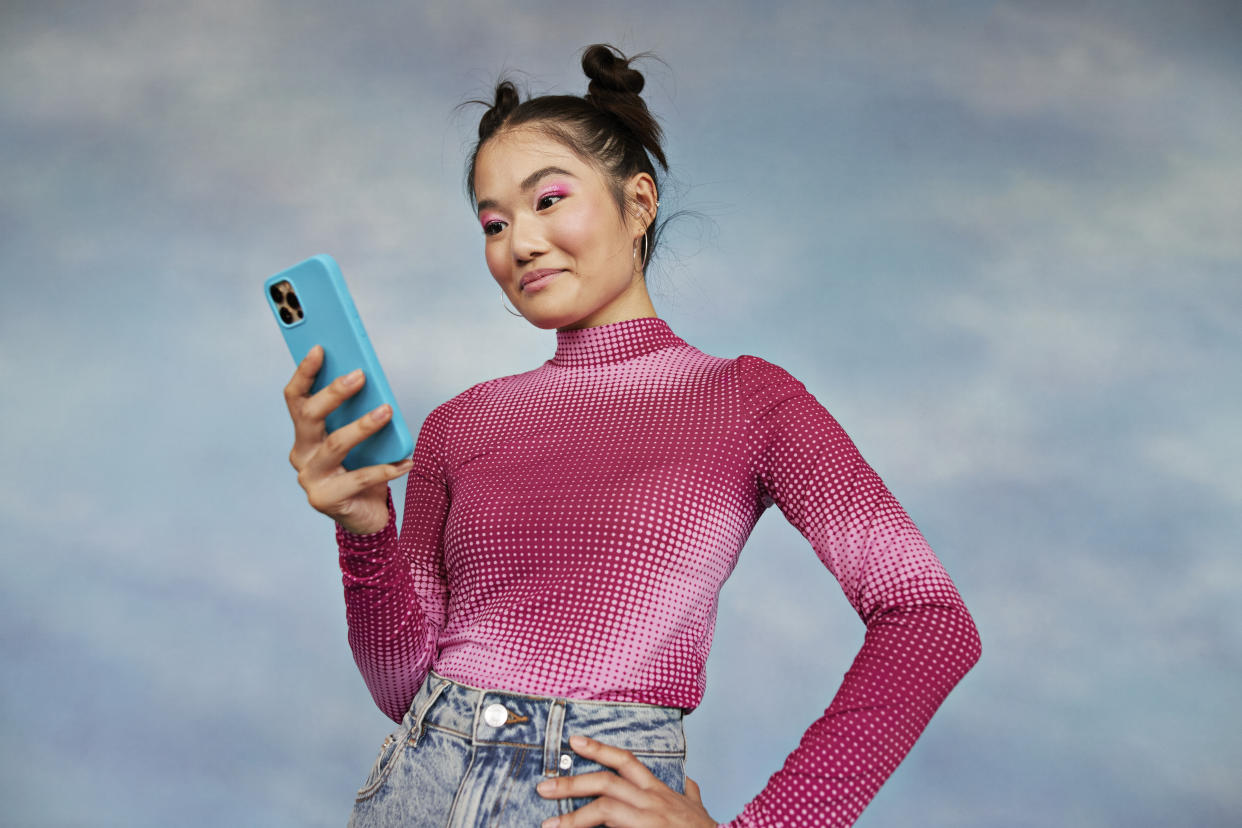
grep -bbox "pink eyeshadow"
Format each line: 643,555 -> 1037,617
538,183 -> 572,199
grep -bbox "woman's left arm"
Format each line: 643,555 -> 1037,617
714,359 -> 982,826
718,574 -> 979,826
541,358 -> 981,827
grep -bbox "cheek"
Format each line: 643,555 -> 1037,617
554,201 -> 611,255
484,244 -> 508,283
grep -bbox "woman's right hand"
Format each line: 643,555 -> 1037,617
284,344 -> 414,535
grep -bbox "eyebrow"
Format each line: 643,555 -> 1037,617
476,166 -> 576,214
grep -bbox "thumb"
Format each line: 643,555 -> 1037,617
685,776 -> 703,803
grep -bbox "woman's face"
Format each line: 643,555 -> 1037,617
473,127 -> 657,331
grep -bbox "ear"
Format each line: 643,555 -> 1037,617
625,172 -> 659,236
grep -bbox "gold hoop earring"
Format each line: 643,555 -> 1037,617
501,294 -> 522,317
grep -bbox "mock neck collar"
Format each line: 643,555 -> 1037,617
550,316 -> 684,368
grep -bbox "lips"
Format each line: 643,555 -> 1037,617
520,268 -> 563,290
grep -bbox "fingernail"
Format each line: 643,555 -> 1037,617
536,780 -> 553,795
542,819 -> 560,828
371,404 -> 390,422
569,734 -> 588,750
344,369 -> 363,385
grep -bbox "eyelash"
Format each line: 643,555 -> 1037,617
480,187 -> 569,236
536,189 -> 567,210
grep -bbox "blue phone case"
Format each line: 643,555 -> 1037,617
265,255 -> 413,470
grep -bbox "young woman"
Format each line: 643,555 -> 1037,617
284,44 -> 981,828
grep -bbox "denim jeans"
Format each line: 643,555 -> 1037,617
348,671 -> 687,827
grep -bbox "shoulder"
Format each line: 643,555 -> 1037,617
427,374 -> 512,419
732,353 -> 800,384
727,355 -> 852,445
424,361 -> 550,424
730,354 -> 811,406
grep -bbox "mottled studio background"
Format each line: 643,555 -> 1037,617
2,1 -> 1239,825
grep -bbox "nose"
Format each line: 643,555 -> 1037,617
510,216 -> 547,263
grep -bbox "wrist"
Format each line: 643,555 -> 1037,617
339,516 -> 387,535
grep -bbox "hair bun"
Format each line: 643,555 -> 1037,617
580,44 -> 666,170
477,79 -> 521,142
582,43 -> 646,98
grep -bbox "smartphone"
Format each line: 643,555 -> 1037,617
265,254 -> 413,470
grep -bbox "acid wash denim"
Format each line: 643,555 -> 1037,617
348,671 -> 687,827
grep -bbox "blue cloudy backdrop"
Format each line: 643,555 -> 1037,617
2,1 -> 1239,826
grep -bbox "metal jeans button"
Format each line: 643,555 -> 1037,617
483,703 -> 508,727
559,753 -> 573,770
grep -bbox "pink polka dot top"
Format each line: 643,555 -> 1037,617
337,316 -> 981,827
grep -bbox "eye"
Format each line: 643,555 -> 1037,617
536,188 -> 568,210
482,219 -> 507,236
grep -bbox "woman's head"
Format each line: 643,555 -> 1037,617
466,45 -> 670,331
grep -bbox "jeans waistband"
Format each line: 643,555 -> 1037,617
403,671 -> 685,776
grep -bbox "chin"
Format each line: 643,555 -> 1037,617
518,307 -> 579,331
519,299 -> 595,331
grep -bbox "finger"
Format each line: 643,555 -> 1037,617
685,776 -> 703,804
289,370 -> 368,466
302,456 -> 413,517
300,403 -> 395,476
541,794 -> 642,828
283,344 -> 324,409
299,367 -> 367,425
568,735 -> 658,788
536,770 -> 642,804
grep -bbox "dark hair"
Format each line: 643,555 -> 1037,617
464,44 -> 669,273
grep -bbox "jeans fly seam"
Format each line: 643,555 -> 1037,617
486,745 -> 526,828
444,742 -> 478,828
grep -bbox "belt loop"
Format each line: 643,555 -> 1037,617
543,698 -> 567,776
408,675 -> 451,747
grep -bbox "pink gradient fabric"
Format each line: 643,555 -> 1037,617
337,316 -> 980,826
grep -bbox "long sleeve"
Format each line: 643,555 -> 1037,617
335,396 -> 456,722
723,358 -> 982,827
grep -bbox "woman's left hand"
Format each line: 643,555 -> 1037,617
535,734 -> 717,827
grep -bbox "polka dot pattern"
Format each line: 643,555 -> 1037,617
337,317 -> 980,826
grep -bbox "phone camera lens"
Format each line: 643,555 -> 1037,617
296,309 -> 304,319
287,293 -> 301,311
279,307 -> 293,324
269,284 -> 284,303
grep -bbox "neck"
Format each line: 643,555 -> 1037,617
556,272 -> 656,332
550,316 -> 683,368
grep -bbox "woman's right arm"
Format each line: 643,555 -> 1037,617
284,345 -> 449,721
